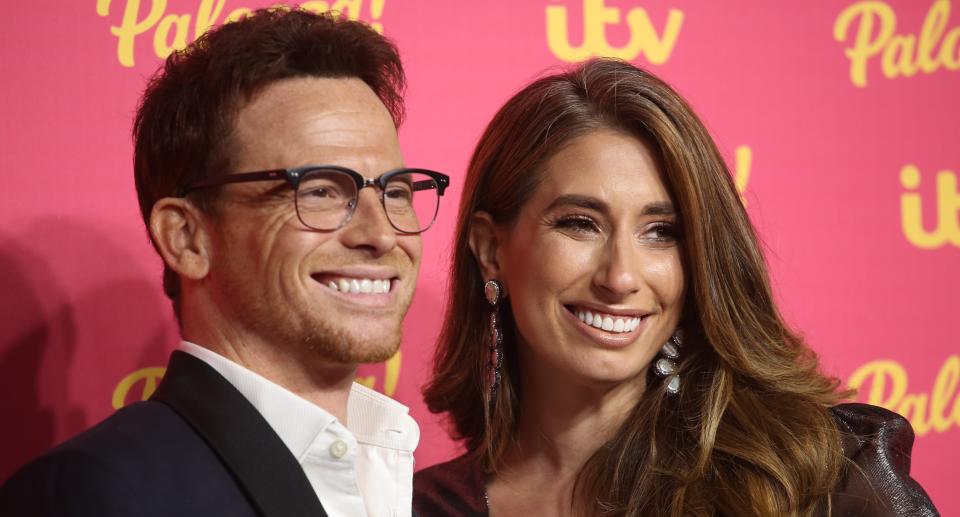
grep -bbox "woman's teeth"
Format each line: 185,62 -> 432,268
326,278 -> 392,294
574,308 -> 640,333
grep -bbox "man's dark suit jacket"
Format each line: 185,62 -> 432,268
0,351 -> 329,516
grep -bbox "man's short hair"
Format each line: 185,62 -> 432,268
133,8 -> 406,316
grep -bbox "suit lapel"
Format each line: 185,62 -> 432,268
152,351 -> 328,517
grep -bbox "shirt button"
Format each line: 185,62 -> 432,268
329,440 -> 348,459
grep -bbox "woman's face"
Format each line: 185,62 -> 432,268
486,128 -> 686,390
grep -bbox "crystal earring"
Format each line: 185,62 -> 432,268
484,279 -> 504,407
654,329 -> 683,395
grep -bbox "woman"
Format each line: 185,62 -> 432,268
413,59 -> 938,516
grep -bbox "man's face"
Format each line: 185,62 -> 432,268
203,77 -> 421,365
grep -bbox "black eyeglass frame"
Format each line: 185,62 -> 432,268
180,165 -> 450,234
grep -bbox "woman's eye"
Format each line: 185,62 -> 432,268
555,216 -> 600,233
644,222 -> 678,242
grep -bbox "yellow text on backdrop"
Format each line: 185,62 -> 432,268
848,355 -> 960,436
546,0 -> 683,63
96,0 -> 385,68
834,0 -> 960,87
901,165 -> 960,249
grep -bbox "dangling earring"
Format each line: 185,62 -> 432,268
654,329 -> 683,394
484,279 -> 504,407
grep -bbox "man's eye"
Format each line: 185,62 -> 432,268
385,186 -> 413,201
301,186 -> 344,199
305,188 -> 330,198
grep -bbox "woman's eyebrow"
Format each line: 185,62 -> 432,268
641,201 -> 675,216
546,194 -> 607,212
546,195 -> 675,216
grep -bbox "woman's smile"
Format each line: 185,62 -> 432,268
561,303 -> 650,348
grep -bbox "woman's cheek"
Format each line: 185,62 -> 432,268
642,252 -> 685,301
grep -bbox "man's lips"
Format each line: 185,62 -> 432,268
312,274 -> 397,293
311,267 -> 400,297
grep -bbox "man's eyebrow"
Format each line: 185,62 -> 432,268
545,194 -> 676,216
263,182 -> 293,197
242,180 -> 294,203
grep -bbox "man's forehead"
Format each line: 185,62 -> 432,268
242,76 -> 389,118
232,76 -> 396,140
228,76 -> 401,171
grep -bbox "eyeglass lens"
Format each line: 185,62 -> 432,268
295,168 -> 440,233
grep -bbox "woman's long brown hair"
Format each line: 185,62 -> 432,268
423,58 -> 849,516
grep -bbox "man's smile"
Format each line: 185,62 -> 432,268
319,276 -> 394,294
310,267 -> 403,308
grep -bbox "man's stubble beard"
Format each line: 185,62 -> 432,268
298,281 -> 414,364
299,315 -> 403,364
214,243 -> 417,366
228,283 -> 411,366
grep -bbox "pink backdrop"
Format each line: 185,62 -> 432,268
1,0 -> 957,513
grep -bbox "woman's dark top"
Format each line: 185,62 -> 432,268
413,403 -> 939,516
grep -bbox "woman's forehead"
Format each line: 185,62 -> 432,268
529,129 -> 672,211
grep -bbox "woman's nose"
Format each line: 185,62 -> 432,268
593,234 -> 641,297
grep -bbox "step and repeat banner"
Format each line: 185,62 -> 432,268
1,0 -> 957,512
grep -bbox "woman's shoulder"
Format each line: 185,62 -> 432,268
828,403 -> 939,516
414,453 -> 487,517
830,402 -> 917,465
831,402 -> 911,437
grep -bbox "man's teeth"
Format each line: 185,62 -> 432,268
574,309 -> 641,333
326,278 -> 391,294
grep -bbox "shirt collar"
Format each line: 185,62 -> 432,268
348,381 -> 419,451
178,340 -> 418,460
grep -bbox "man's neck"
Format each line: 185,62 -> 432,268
183,327 -> 357,423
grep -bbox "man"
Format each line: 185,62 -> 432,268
0,8 -> 448,516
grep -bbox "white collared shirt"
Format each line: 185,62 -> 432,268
179,341 -> 419,517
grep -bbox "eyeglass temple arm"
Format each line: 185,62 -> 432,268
412,174 -> 450,195
180,169 -> 288,196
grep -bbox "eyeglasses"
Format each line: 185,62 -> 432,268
181,166 -> 450,234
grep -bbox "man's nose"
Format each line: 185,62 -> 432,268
338,188 -> 398,255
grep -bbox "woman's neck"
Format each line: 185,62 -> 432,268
517,372 -> 642,471
487,365 -> 645,514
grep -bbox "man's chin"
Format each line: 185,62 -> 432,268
300,323 -> 403,364
313,343 -> 399,365
350,345 -> 399,364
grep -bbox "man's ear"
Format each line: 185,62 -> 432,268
468,211 -> 504,282
150,198 -> 212,281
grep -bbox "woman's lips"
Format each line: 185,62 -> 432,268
563,305 -> 647,347
571,306 -> 641,333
